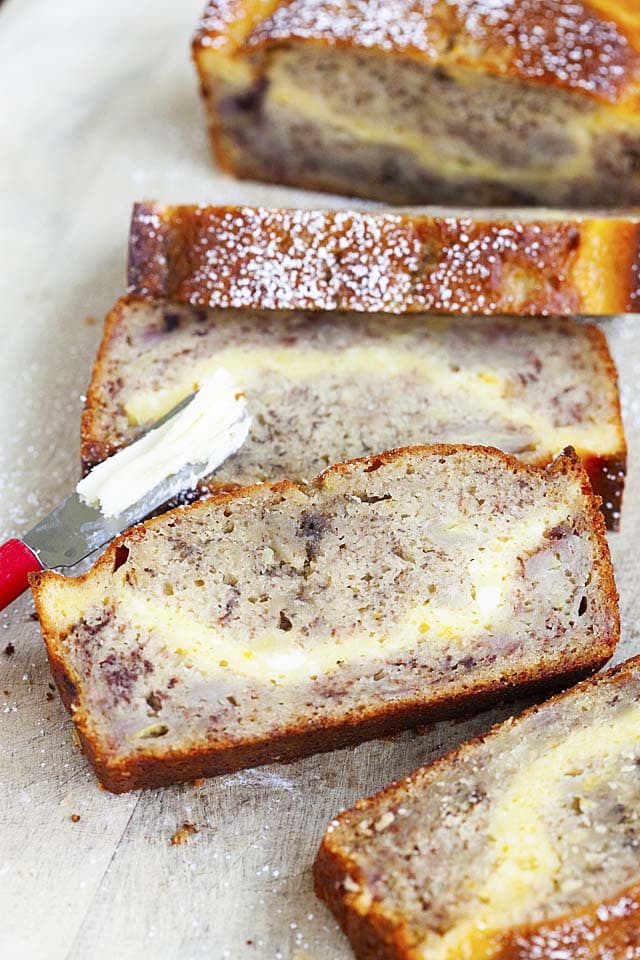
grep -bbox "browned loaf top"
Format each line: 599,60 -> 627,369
82,296 -> 626,528
31,445 -> 618,793
195,0 -> 640,105
315,655 -> 640,960
129,203 -> 640,316
193,3 -> 640,204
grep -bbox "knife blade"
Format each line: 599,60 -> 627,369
24,390 -> 198,568
0,380 -> 249,610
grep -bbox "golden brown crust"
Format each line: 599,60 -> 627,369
581,453 -> 626,532
194,0 -> 640,109
194,0 -> 282,55
128,203 -> 640,316
314,656 -> 640,960
576,323 -> 627,531
494,883 -> 640,960
31,444 -> 619,793
79,297 -> 132,472
314,836 -> 424,960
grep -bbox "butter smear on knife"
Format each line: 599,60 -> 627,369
77,369 -> 250,518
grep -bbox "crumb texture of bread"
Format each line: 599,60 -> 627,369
128,204 -> 640,316
31,446 -> 618,792
193,2 -> 640,205
81,296 -> 626,528
314,657 -> 640,960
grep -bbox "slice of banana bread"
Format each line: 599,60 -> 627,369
315,656 -> 640,960
31,445 -> 618,793
81,296 -> 627,528
129,204 -> 640,316
193,1 -> 640,206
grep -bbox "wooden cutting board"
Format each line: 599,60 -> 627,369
1,1 -> 639,957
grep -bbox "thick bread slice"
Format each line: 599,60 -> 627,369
81,296 -> 627,528
129,204 -> 640,316
193,2 -> 640,206
314,656 -> 640,960
31,445 -> 618,793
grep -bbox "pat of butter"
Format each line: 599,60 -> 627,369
77,369 -> 250,518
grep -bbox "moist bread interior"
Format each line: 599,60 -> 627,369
33,447 -> 617,788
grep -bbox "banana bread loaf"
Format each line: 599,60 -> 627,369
193,1 -> 640,206
129,203 -> 640,316
315,655 -> 640,960
82,296 -> 627,528
31,445 -> 618,793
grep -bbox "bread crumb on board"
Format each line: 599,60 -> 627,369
170,823 -> 198,846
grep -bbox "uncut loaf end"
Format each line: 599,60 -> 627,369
193,2 -> 640,207
31,445 -> 618,793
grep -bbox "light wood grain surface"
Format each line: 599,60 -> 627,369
1,1 -> 639,958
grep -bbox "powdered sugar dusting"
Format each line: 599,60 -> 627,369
233,0 -> 640,103
130,204 -> 627,317
223,767 -> 298,792
195,0 -> 251,49
0,360 -> 85,540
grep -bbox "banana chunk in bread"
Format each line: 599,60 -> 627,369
194,1 -> 640,206
82,296 -> 626,528
31,445 -> 618,793
129,204 -> 640,316
315,656 -> 640,960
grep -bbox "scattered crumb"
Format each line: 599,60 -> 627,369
29,612 -> 39,621
170,822 -> 198,846
84,315 -> 97,326
4,643 -> 15,657
192,777 -> 205,789
70,814 -> 81,823
46,691 -> 54,701
71,729 -> 81,749
48,683 -> 55,691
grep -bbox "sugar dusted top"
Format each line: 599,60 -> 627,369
195,0 -> 640,107
128,203 -> 640,316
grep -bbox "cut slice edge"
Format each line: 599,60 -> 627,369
30,444 -> 619,793
314,655 -> 640,960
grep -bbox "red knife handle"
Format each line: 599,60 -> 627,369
0,539 -> 43,611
